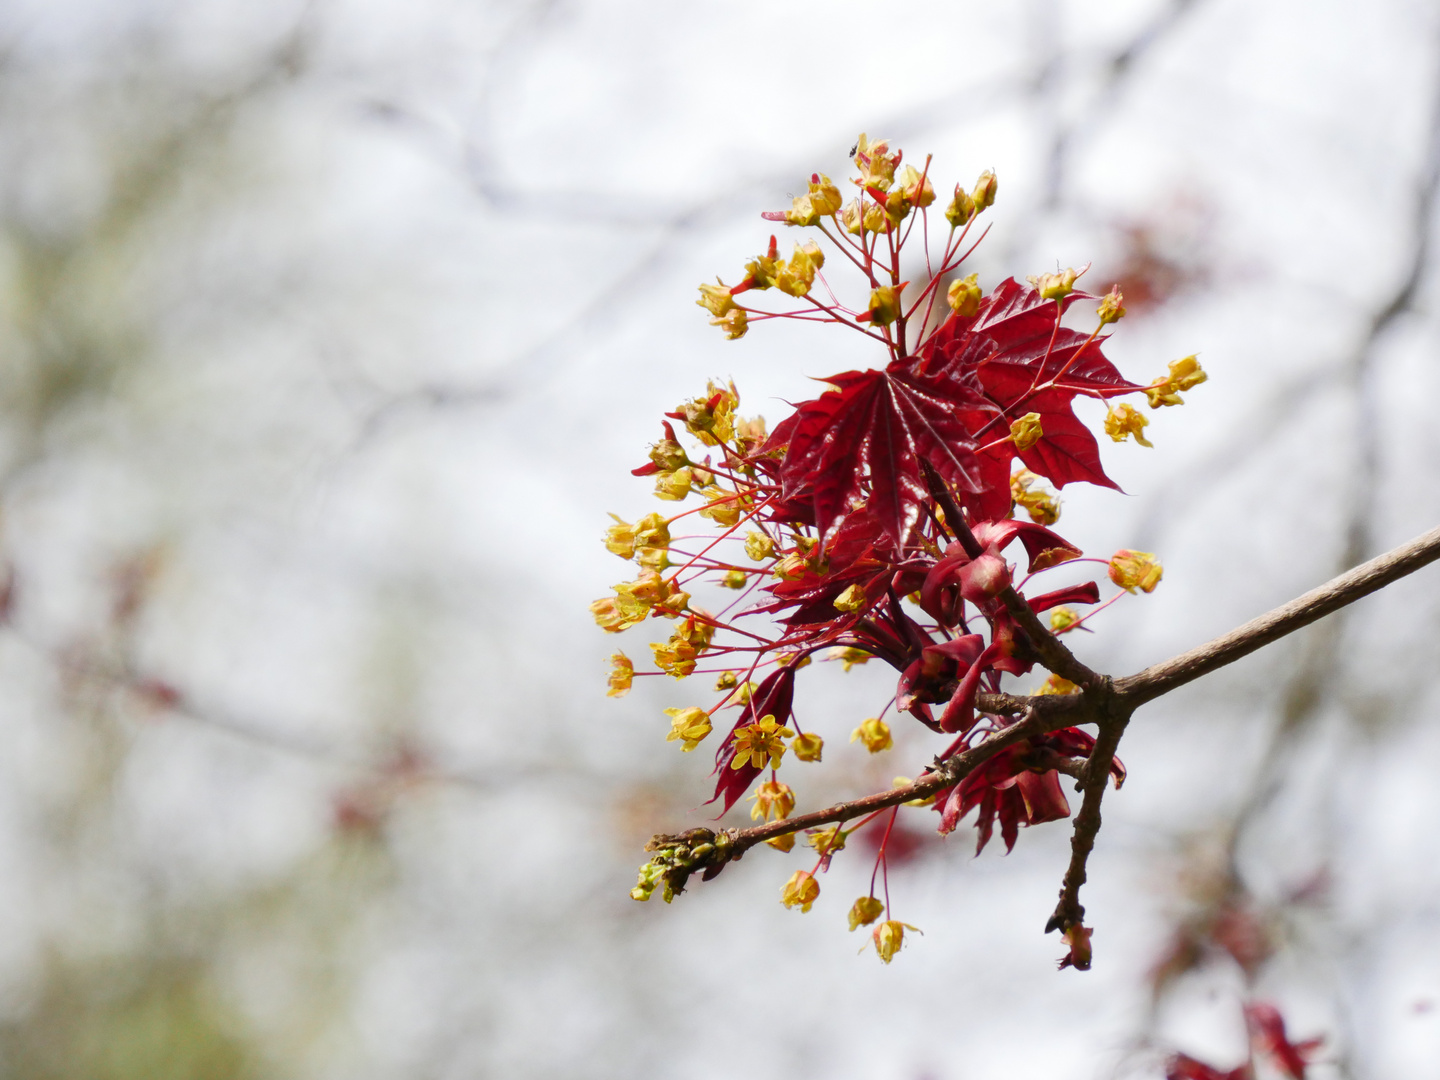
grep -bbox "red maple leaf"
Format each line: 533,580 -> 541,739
766,364 -> 993,545
919,277 -> 1142,491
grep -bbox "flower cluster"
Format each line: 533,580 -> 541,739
593,136 -> 1205,961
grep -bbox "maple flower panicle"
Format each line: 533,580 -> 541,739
607,652 -> 634,697
850,717 -> 892,753
872,920 -> 920,963
781,870 -> 820,912
1109,549 -> 1163,593
729,714 -> 794,770
1010,412 -> 1044,452
792,731 -> 823,762
1104,403 -> 1153,447
1146,354 -> 1208,407
696,280 -> 735,317
1097,285 -> 1126,324
947,272 -> 982,316
664,706 -> 712,751
848,896 -> 885,931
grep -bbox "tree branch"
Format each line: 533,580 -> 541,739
1115,522 -> 1440,706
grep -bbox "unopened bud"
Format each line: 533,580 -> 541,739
849,896 -> 885,931
971,169 -> 997,211
1010,412 -> 1044,451
946,272 -> 982,316
1096,285 -> 1126,325
792,731 -> 823,762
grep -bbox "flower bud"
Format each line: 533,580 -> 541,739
971,170 -> 997,211
696,281 -> 735,317
1029,267 -> 1080,301
945,185 -> 976,227
1145,354 -> 1207,407
664,706 -> 712,751
1009,412 -> 1044,452
721,569 -> 748,589
781,870 -> 820,912
792,731 -> 824,762
833,583 -> 868,613
607,652 -> 633,697
849,896 -> 885,931
866,285 -> 903,326
1048,606 -> 1079,632
850,716 -> 893,753
1108,549 -> 1163,594
1096,285 -> 1126,325
946,272 -> 982,316
748,779 -> 796,822
895,164 -> 935,209
744,531 -> 776,561
1104,403 -> 1152,447
873,919 -> 920,963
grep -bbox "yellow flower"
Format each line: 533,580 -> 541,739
1145,355 -> 1207,407
866,285 -> 903,327
664,706 -> 712,751
1009,412 -> 1044,452
947,272 -> 982,316
826,646 -> 872,672
781,870 -> 820,912
744,531 -> 776,562
607,652 -> 633,697
1010,468 -> 1060,525
792,732 -> 823,762
653,468 -> 693,501
766,832 -> 796,852
729,714 -> 794,770
872,919 -> 920,963
775,241 -> 824,298
848,896 -> 885,931
945,185 -> 976,228
1035,673 -> 1079,696
895,164 -> 935,208
1096,285 -> 1126,324
743,246 -> 779,290
850,717 -> 892,754
714,671 -> 738,691
1029,267 -> 1081,301
711,307 -> 748,339
733,415 -> 768,455
676,381 -> 738,445
853,133 -> 897,189
698,488 -> 741,527
1108,549 -> 1163,594
650,638 -> 697,678
833,583 -> 868,613
604,514 -> 637,559
721,569 -> 748,589
1048,606 -> 1079,632
772,552 -> 808,580
612,569 -> 675,623
806,824 -> 848,854
808,174 -> 842,216
589,597 -> 632,633
696,280 -> 735,317
971,169 -> 997,211
1104,403 -> 1153,447
748,780 -> 795,822
635,544 -> 668,571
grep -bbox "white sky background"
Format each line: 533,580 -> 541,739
0,1 -> 1439,1078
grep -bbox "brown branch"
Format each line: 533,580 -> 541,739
1115,522 -> 1440,706
918,460 -> 1106,690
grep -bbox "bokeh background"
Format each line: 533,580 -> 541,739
1,1 -> 1438,1077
